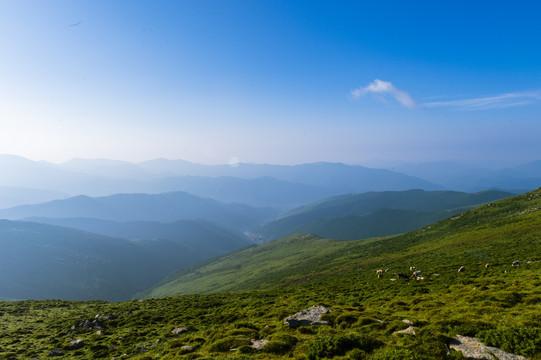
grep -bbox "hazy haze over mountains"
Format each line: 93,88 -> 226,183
1,154 -> 540,211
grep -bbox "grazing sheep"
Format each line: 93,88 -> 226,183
412,270 -> 422,277
397,272 -> 408,279
458,266 -> 465,272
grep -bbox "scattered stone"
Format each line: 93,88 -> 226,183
181,345 -> 192,351
512,260 -> 521,267
283,305 -> 331,327
402,319 -> 413,325
96,330 -> 102,335
251,339 -> 269,350
449,335 -> 528,360
77,318 -> 103,329
171,327 -> 188,334
48,349 -> 64,357
135,344 -> 147,353
393,326 -> 416,336
67,339 -> 84,350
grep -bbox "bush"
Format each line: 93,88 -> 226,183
263,333 -> 298,355
478,327 -> 541,357
237,345 -> 256,354
356,317 -> 379,326
208,336 -> 250,352
306,333 -> 382,359
336,314 -> 359,327
348,348 -> 367,359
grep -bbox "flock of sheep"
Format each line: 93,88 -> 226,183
376,261 -> 522,281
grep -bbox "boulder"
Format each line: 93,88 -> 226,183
67,339 -> 84,350
251,339 -> 269,350
48,349 -> 64,357
77,318 -> 104,329
171,327 -> 188,334
449,335 -> 528,360
393,326 -> 416,336
283,305 -> 331,327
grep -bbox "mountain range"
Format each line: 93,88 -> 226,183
0,187 -> 522,301
3,154 -> 540,211
256,189 -> 513,241
0,191 -> 277,232
2,187 -> 539,359
142,187 -> 541,298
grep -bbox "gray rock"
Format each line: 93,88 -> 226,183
283,305 -> 331,327
78,318 -> 103,329
171,327 -> 188,334
393,326 -> 416,336
449,335 -> 528,360
67,339 -> 84,350
48,349 -> 64,357
251,339 -> 269,350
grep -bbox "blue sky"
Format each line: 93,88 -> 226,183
0,1 -> 540,165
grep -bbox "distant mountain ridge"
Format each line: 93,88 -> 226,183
0,220 -> 182,301
1,154 -> 539,211
26,217 -> 249,254
0,191 -> 278,232
0,217 -> 251,301
0,155 -> 442,209
256,189 -> 514,241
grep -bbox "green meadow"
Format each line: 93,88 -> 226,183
1,189 -> 540,359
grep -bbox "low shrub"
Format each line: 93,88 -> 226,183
306,333 -> 382,359
263,333 -> 298,355
478,327 -> 541,357
208,336 -> 250,352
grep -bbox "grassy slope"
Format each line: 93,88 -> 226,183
0,189 -> 540,359
143,189 -> 534,298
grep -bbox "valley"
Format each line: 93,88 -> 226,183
0,187 -> 539,359
0,157 -> 539,359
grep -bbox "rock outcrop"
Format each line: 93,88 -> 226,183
283,305 -> 331,327
450,335 -> 528,360
67,339 -> 84,350
251,339 -> 269,350
171,327 -> 188,334
393,326 -> 416,336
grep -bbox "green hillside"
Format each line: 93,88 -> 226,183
142,189 -> 537,297
0,189 -> 540,359
0,219 -> 248,301
256,189 -> 513,241
26,217 -> 250,254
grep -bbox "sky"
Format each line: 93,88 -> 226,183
0,0 -> 540,166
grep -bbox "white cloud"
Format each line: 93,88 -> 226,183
422,91 -> 541,110
351,79 -> 416,109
